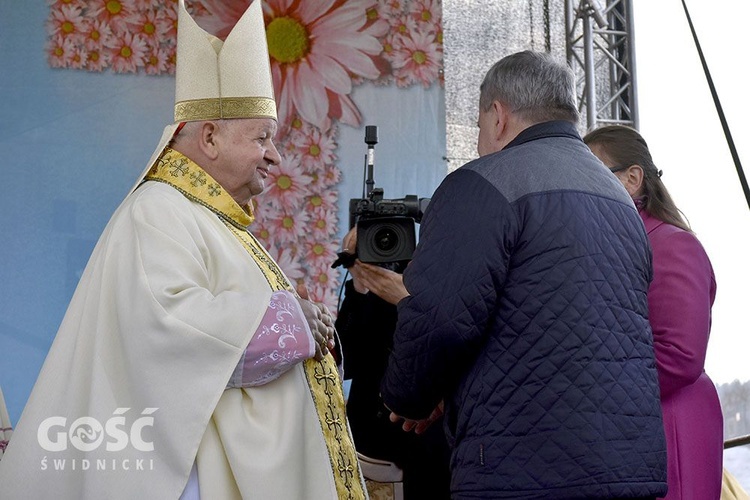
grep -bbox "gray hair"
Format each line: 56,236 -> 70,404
479,51 -> 579,124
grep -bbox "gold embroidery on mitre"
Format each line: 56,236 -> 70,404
222,225 -> 366,500
174,97 -> 277,122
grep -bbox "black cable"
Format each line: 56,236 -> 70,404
681,0 -> 750,211
336,269 -> 350,315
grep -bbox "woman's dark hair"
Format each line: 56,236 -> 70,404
583,125 -> 691,232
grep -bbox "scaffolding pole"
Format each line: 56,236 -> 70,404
565,0 -> 638,132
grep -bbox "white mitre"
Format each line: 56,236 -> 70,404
132,0 -> 276,194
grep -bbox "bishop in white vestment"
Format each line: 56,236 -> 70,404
0,1 -> 367,498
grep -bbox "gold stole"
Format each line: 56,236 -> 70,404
145,148 -> 365,500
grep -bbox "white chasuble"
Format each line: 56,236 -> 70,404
0,148 -> 366,500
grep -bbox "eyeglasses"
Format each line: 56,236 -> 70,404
609,166 -> 630,174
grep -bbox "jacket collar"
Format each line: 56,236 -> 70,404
503,120 -> 582,151
639,208 -> 664,235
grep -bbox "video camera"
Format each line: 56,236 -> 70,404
333,125 -> 429,269
349,189 -> 429,264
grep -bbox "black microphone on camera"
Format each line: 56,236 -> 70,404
332,126 -> 379,270
364,125 -> 377,198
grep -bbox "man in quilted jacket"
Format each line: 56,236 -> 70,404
352,51 -> 668,499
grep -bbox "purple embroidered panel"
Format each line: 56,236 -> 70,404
227,290 -> 315,388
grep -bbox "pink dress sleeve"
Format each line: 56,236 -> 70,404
226,290 -> 316,388
648,228 -> 716,399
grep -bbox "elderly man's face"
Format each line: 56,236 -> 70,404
216,118 -> 281,206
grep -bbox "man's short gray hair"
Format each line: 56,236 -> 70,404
479,51 -> 579,124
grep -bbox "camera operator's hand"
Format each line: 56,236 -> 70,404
388,401 -> 444,435
296,284 -> 336,361
349,261 -> 409,305
341,228 -> 369,294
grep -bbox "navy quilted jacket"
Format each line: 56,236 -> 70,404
381,121 -> 668,499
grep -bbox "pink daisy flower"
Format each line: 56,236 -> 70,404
315,164 -> 343,189
363,3 -> 390,38
388,10 -> 418,39
304,164 -> 327,191
262,0 -> 384,136
434,24 -> 444,46
409,0 -> 440,29
266,209 -> 311,245
252,202 -> 288,250
250,213 -> 274,243
156,3 -> 179,40
272,246 -> 306,285
143,46 -> 169,75
309,208 -> 338,238
376,30 -> 402,80
47,4 -> 86,38
305,265 -> 340,308
302,239 -> 339,268
81,19 -> 114,52
85,47 -> 111,72
390,28 -> 441,88
90,0 -> 138,34
69,46 -> 89,69
381,28 -> 401,54
264,157 -> 313,210
289,122 -> 338,171
164,48 -> 177,74
108,32 -> 147,73
252,194 -> 278,219
379,0 -> 405,22
304,190 -> 338,213
47,34 -> 76,68
130,9 -> 164,45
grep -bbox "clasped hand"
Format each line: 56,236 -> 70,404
297,284 -> 336,361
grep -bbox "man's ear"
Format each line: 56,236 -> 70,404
623,165 -> 645,197
492,100 -> 508,141
198,121 -> 220,160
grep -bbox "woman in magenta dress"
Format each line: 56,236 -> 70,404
584,125 -> 723,500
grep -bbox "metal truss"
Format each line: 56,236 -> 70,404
565,0 -> 638,132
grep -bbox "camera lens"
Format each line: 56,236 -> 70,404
356,217 -> 416,264
374,227 -> 398,252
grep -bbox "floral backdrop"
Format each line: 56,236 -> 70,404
46,0 -> 444,310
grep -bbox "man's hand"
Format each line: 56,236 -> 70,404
349,261 -> 409,305
389,401 -> 444,435
296,284 -> 335,361
341,228 -> 368,294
